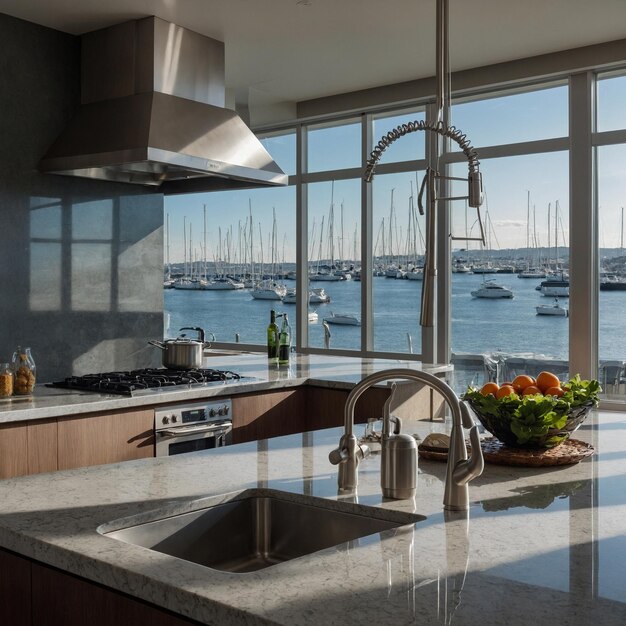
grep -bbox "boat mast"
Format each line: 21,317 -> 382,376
203,204 -> 207,280
183,216 -> 187,278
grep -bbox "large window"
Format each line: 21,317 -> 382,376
164,131 -> 296,345
161,70 -> 626,404
596,72 -> 626,399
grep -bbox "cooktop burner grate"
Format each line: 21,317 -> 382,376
47,368 -> 243,396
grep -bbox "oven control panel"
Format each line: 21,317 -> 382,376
155,399 -> 232,431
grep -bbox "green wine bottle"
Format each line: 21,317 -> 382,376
278,313 -> 291,365
267,310 -> 279,363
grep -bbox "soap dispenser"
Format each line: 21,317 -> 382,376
381,383 -> 418,499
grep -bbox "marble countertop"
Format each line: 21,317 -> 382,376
0,353 -> 451,424
0,409 -> 625,625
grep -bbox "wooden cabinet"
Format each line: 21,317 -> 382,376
0,418 -> 57,479
231,388 -> 307,443
0,548 -> 201,626
304,386 -> 390,431
58,408 -> 154,470
0,377 -> 442,478
0,408 -> 151,478
0,548 -> 31,626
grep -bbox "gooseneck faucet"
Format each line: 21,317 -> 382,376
329,369 -> 484,511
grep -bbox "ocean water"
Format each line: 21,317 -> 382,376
164,273 -> 626,362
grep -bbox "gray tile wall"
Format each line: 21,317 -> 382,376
0,13 -> 164,381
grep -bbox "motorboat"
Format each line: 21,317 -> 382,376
309,288 -> 331,303
600,274 -> 626,290
470,281 -> 514,299
308,311 -> 319,323
202,277 -> 245,290
309,272 -> 343,281
518,267 -> 547,279
537,275 -> 569,297
452,264 -> 471,273
536,298 -> 568,316
407,268 -> 424,280
282,288 -> 331,304
323,312 -> 361,326
251,280 -> 287,300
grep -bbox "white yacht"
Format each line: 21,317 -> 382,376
538,276 -> 569,297
470,281 -> 514,299
308,311 -> 319,323
536,298 -> 568,316
251,280 -> 287,300
323,312 -> 361,326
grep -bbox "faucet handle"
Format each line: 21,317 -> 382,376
389,415 -> 402,435
329,447 -> 349,465
460,400 -> 476,429
452,425 -> 484,486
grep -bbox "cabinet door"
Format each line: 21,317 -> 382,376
58,408 -> 154,470
0,422 -> 28,478
305,386 -> 390,432
231,389 -> 306,443
0,419 -> 57,479
0,549 -> 31,626
31,562 -> 201,626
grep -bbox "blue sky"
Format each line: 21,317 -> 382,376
165,77 -> 626,263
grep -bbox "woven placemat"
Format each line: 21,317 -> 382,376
480,437 -> 594,467
418,438 -> 594,467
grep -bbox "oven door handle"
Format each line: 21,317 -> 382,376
157,423 -> 232,438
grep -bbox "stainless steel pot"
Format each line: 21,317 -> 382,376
149,327 -> 208,369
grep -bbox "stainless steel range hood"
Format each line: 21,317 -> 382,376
39,17 -> 287,194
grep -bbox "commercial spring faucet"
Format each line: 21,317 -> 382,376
329,369 -> 484,511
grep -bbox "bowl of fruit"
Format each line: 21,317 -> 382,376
462,372 -> 600,449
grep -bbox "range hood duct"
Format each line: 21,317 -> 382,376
39,17 -> 287,194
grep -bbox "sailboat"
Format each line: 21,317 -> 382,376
174,218 -> 207,289
539,201 -> 569,297
252,209 -> 287,300
518,191 -> 546,279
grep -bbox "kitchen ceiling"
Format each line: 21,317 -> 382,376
2,0 -> 626,123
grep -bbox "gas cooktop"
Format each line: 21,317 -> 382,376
47,368 -> 247,397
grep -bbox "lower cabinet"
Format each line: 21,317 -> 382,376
0,409 -> 154,479
57,408 -> 154,470
231,388 -> 307,443
0,419 -> 57,480
0,548 -> 31,626
0,548 -> 201,626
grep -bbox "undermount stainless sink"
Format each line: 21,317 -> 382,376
100,489 -> 425,573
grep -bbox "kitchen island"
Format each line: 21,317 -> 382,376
1,409 -> 625,625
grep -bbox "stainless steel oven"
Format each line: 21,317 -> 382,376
155,399 -> 233,457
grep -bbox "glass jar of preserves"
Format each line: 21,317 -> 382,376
12,347 -> 36,395
0,363 -> 13,398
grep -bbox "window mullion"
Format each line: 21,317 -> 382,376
569,71 -> 598,379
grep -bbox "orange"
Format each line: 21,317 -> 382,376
512,374 -> 536,393
495,384 -> 516,399
480,382 -> 499,396
536,371 -> 561,393
545,386 -> 564,397
522,385 -> 542,396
